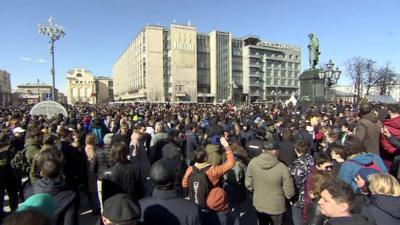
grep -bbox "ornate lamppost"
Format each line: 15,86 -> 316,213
38,16 -> 65,101
318,59 -> 341,101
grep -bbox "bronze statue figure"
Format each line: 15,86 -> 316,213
308,33 -> 320,69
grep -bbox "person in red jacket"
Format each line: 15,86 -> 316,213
380,104 -> 400,170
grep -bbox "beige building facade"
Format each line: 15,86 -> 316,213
66,68 -> 113,104
0,70 -> 11,105
113,24 -> 301,103
15,82 -> 59,104
66,68 -> 96,104
95,76 -> 114,103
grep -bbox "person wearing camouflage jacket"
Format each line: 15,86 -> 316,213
289,140 -> 314,225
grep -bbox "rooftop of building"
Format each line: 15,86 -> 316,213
17,82 -> 52,87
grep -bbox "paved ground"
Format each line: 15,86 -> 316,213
3,191 -> 262,225
3,192 -> 99,224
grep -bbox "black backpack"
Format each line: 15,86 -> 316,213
188,165 -> 212,209
11,148 -> 30,177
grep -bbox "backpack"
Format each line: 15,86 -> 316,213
189,165 -> 212,209
11,148 -> 30,177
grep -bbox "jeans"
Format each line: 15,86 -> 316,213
291,205 -> 302,225
256,211 -> 283,225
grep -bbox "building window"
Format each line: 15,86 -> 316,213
76,73 -> 82,78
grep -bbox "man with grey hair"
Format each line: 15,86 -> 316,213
149,122 -> 169,163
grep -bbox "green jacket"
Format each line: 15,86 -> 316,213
245,152 -> 294,214
24,138 -> 40,165
206,144 -> 222,166
25,138 -> 41,183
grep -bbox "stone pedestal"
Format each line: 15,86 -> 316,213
298,69 -> 328,108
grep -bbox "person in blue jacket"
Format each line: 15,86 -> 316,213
338,136 -> 387,192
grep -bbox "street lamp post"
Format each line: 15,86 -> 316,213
318,59 -> 341,101
38,16 -> 65,102
37,78 -> 40,102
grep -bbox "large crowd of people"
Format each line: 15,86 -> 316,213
0,101 -> 399,225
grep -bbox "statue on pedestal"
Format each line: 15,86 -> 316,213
308,33 -> 320,69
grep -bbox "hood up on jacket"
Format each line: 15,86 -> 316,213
254,152 -> 280,170
351,153 -> 375,165
33,178 -> 77,212
370,194 -> 400,219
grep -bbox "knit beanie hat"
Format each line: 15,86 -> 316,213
103,194 -> 141,224
17,193 -> 57,217
357,168 -> 380,184
206,187 -> 228,212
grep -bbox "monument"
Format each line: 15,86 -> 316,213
299,33 -> 327,108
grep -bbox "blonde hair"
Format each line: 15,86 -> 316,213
368,173 -> 400,197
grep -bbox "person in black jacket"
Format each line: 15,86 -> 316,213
185,123 -> 201,166
32,159 -> 79,225
278,129 -> 297,166
102,142 -> 144,202
91,133 -> 114,210
0,130 -> 19,224
138,159 -> 201,225
245,128 -> 265,159
361,173 -> 400,225
58,128 -> 80,190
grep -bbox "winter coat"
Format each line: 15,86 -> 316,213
223,156 -> 247,204
102,162 -> 145,202
138,189 -> 201,225
354,112 -> 382,155
111,129 -> 132,145
338,153 -> 388,192
185,130 -> 201,163
32,178 -> 79,225
90,146 -> 113,180
325,215 -> 369,225
278,140 -> 297,166
289,153 -> 314,207
206,144 -> 222,166
361,194 -> 400,225
182,146 -> 235,188
380,116 -> 400,168
245,137 -> 264,159
245,152 -> 295,214
24,138 -> 40,166
60,141 -> 81,189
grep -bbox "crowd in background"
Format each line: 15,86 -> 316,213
0,100 -> 399,225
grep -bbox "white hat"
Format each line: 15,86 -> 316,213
103,133 -> 114,145
13,127 -> 26,134
306,126 -> 314,132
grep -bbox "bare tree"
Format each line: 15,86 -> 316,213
363,59 -> 377,95
346,57 -> 366,101
375,64 -> 399,95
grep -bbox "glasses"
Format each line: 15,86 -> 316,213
325,165 -> 333,170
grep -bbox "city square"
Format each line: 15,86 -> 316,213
0,1 -> 399,225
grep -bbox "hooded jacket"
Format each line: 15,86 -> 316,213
354,112 -> 382,155
338,153 -> 388,192
245,152 -> 295,214
380,115 -> 400,168
32,178 -> 79,225
361,194 -> 400,225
